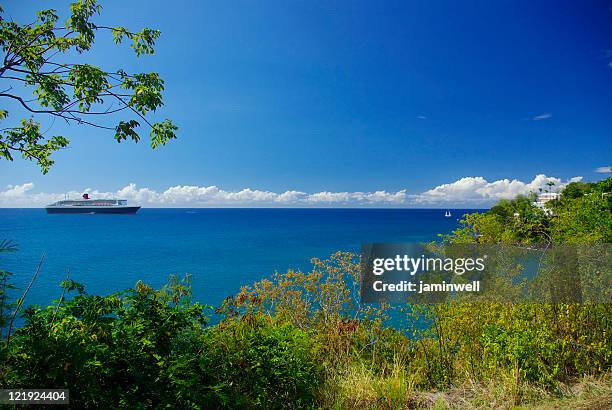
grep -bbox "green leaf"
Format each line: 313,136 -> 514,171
150,119 -> 177,149
114,120 -> 140,143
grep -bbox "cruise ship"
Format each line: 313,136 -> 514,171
46,194 -> 141,214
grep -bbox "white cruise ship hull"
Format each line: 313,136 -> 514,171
45,206 -> 140,214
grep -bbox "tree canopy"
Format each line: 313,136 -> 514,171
0,0 -> 177,173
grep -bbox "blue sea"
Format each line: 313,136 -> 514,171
0,208 -> 480,312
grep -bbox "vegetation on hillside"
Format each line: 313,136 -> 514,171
450,178 -> 611,244
0,178 -> 610,408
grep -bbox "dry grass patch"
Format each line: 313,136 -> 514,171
418,373 -> 611,409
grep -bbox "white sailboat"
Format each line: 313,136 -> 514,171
444,210 -> 452,217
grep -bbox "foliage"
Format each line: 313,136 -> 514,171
227,252 -> 388,328
407,303 -> 610,390
0,239 -> 17,374
2,275 -> 208,408
224,252 -> 400,372
420,178 -> 612,391
549,179 -> 612,243
0,1 -> 177,173
176,314 -> 322,408
447,195 -> 551,244
1,274 -> 321,408
0,239 -> 17,336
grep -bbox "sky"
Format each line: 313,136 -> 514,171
1,0 -> 611,207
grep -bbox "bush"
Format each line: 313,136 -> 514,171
2,276 -> 208,408
1,277 -> 321,409
190,314 -> 322,408
407,302 -> 611,390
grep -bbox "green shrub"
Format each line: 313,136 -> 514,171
1,277 -> 321,409
3,276 -> 208,408
480,322 -> 562,385
191,314 -> 321,408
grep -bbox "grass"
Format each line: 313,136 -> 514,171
318,371 -> 611,409
527,374 -> 612,410
317,357 -> 423,409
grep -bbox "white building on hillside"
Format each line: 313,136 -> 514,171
533,192 -> 559,211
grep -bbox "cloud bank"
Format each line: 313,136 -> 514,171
0,175 -> 583,208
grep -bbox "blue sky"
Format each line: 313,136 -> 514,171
1,0 -> 611,206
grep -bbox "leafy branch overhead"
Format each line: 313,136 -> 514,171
0,0 -> 177,173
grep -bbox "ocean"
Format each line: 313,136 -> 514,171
0,208 -> 480,311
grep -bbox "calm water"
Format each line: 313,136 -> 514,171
0,208 -> 480,310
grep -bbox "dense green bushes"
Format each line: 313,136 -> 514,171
186,315 -> 321,408
2,276 -> 205,407
411,303 -> 611,389
0,276 -> 322,408
233,258 -> 611,388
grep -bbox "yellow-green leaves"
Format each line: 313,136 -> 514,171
27,73 -> 70,110
130,28 -> 161,57
114,120 -> 141,143
151,119 -> 178,148
0,119 -> 69,174
112,27 -> 160,56
121,71 -> 165,115
68,64 -> 106,111
67,0 -> 100,52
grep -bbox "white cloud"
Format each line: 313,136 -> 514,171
415,174 -> 582,205
0,183 -> 411,208
275,190 -> 306,203
595,166 -> 611,174
0,175 -> 584,208
360,190 -> 407,203
1,183 -> 34,197
304,190 -> 407,205
306,191 -> 352,203
0,183 -> 63,206
417,115 -> 427,120
532,113 -> 552,121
